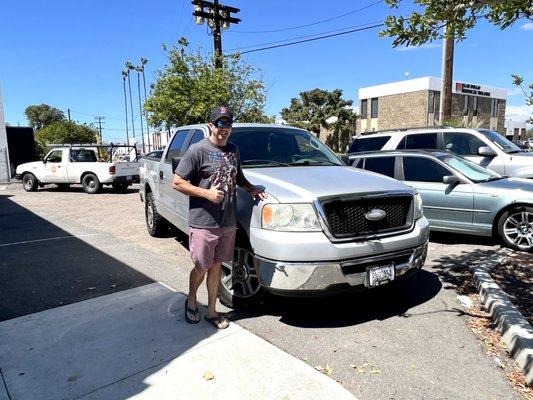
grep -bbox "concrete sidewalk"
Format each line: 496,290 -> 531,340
0,282 -> 357,400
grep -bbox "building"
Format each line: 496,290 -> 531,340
505,119 -> 528,140
357,77 -> 507,135
0,84 -> 10,183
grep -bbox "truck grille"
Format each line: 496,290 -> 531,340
320,195 -> 413,239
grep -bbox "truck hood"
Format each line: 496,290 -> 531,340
15,161 -> 44,174
243,166 -> 413,202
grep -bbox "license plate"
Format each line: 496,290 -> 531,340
126,176 -> 132,181
367,264 -> 395,287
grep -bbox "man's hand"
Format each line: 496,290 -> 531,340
205,184 -> 225,203
249,186 -> 268,201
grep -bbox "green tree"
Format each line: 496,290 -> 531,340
381,1 -> 531,46
512,74 -> 533,124
24,104 -> 65,130
144,38 -> 272,128
280,88 -> 357,152
35,120 -> 99,156
380,1 -> 532,120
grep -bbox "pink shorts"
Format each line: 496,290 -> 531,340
188,227 -> 236,272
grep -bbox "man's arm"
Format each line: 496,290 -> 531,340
172,174 -> 224,203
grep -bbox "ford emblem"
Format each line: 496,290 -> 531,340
365,209 -> 386,221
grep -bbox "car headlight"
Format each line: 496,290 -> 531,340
262,204 -> 321,231
414,193 -> 424,220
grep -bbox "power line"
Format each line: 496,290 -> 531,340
69,109 -> 126,121
228,23 -> 384,56
227,21 -> 384,53
230,0 -> 384,34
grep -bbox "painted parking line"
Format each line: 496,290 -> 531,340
0,233 -> 101,248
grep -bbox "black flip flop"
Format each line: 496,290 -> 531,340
184,299 -> 200,324
204,315 -> 229,330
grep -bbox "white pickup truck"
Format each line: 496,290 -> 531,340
15,144 -> 140,194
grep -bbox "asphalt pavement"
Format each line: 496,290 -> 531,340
0,184 -> 524,399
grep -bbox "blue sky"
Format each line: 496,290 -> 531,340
1,0 -> 532,142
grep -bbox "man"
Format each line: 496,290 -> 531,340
172,106 -> 267,329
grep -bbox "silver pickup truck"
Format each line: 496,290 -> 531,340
140,123 -> 429,307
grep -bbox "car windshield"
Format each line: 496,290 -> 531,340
230,127 -> 344,168
440,154 -> 502,183
478,129 -> 522,154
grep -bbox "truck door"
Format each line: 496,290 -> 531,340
42,149 -> 67,183
158,129 -> 193,228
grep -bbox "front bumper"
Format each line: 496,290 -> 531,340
256,241 -> 428,293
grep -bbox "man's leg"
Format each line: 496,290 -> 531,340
187,268 -> 205,322
206,261 -> 222,318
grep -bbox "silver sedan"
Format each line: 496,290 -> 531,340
351,150 -> 533,252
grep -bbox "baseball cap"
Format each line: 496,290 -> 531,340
210,106 -> 234,123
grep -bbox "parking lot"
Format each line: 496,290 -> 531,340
0,183 -> 523,399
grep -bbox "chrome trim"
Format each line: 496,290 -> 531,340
254,241 -> 428,292
314,190 -> 415,243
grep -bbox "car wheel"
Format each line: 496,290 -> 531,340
22,173 -> 38,192
112,182 -> 129,193
145,192 -> 168,237
219,241 -> 265,309
498,206 -> 533,252
82,173 -> 101,194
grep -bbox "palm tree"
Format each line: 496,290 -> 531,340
125,61 -> 136,144
140,57 -> 151,152
135,65 -> 146,154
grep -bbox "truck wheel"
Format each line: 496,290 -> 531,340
145,192 -> 169,237
22,173 -> 38,192
112,182 -> 129,193
56,183 -> 70,190
82,173 -> 101,194
219,240 -> 265,310
498,206 -> 533,252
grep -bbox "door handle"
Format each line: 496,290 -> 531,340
159,171 -> 164,180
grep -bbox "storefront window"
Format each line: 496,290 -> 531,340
371,98 -> 378,118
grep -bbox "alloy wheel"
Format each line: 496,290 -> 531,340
503,211 -> 533,250
221,247 -> 261,298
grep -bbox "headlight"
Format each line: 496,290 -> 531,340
262,203 -> 321,231
414,193 -> 424,220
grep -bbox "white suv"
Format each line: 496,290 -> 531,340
348,127 -> 533,178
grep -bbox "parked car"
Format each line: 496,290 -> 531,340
350,149 -> 533,251
140,124 -> 429,307
348,127 -> 533,178
15,144 -> 140,194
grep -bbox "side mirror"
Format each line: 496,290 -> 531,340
443,175 -> 461,185
42,158 -> 47,163
478,146 -> 496,157
340,154 -> 350,166
171,156 -> 181,172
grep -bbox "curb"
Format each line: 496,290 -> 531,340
471,258 -> 533,387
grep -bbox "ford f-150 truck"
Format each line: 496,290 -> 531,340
16,144 -> 140,194
140,124 -> 429,307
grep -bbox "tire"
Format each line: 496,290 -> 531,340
219,238 -> 265,310
22,173 -> 38,192
112,182 -> 129,193
145,192 -> 169,237
56,183 -> 70,190
497,206 -> 533,252
82,173 -> 101,194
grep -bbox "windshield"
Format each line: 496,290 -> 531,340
478,129 -> 522,154
440,154 -> 502,182
230,127 -> 344,167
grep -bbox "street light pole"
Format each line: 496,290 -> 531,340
125,61 -> 136,148
135,67 -> 146,154
121,70 -> 130,146
140,57 -> 151,152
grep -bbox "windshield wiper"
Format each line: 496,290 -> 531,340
507,150 -> 523,154
481,176 -> 505,182
241,159 -> 291,167
289,160 -> 339,166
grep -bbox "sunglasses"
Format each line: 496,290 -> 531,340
214,120 -> 233,128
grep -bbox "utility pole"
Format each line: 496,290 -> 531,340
439,34 -> 455,124
135,67 -> 146,154
139,57 -> 151,152
192,0 -> 241,69
67,109 -> 71,122
94,116 -> 105,143
125,61 -> 136,145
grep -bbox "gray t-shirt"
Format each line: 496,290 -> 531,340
175,138 -> 245,228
